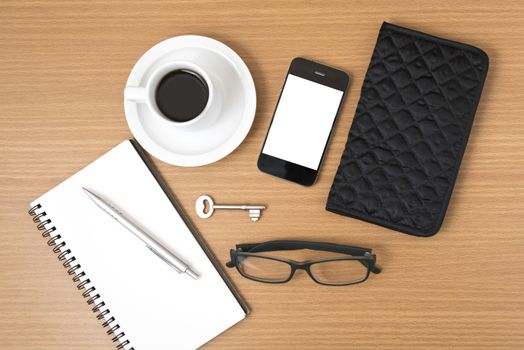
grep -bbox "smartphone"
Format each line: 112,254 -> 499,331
257,57 -> 349,186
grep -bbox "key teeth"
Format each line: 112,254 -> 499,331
249,209 -> 261,222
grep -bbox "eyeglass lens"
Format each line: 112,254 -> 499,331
237,255 -> 292,282
237,254 -> 368,284
309,259 -> 368,285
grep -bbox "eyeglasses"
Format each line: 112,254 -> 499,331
226,240 -> 381,286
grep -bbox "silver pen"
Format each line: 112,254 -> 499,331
82,188 -> 198,280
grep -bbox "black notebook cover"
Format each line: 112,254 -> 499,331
327,22 -> 489,236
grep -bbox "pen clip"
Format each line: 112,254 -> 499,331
146,245 -> 183,274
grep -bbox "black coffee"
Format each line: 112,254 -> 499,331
155,70 -> 209,122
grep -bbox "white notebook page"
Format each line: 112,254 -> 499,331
31,141 -> 246,350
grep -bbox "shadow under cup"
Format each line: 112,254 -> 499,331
155,69 -> 210,123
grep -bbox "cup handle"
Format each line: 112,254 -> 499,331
124,86 -> 147,102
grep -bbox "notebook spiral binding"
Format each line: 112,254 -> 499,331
29,203 -> 134,350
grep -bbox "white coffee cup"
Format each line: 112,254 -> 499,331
124,61 -> 222,131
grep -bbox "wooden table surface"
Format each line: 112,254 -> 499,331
1,1 -> 523,349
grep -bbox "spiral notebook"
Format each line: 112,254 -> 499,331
28,140 -> 248,350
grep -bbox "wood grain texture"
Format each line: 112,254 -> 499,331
1,0 -> 523,349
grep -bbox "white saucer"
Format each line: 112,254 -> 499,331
124,35 -> 256,166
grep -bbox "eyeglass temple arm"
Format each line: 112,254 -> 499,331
233,241 -> 381,274
225,253 -> 236,268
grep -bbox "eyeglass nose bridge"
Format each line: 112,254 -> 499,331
288,261 -> 317,282
289,261 -> 313,275
292,261 -> 310,271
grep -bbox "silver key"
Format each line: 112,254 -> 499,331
195,195 -> 266,222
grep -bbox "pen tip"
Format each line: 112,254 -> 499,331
82,187 -> 96,200
186,269 -> 199,280
82,187 -> 93,195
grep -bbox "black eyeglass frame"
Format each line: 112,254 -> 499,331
226,240 -> 381,286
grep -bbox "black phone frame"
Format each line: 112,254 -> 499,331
257,57 -> 349,186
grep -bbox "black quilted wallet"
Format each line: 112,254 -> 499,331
326,22 -> 489,237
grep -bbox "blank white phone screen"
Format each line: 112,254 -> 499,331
262,74 -> 344,170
